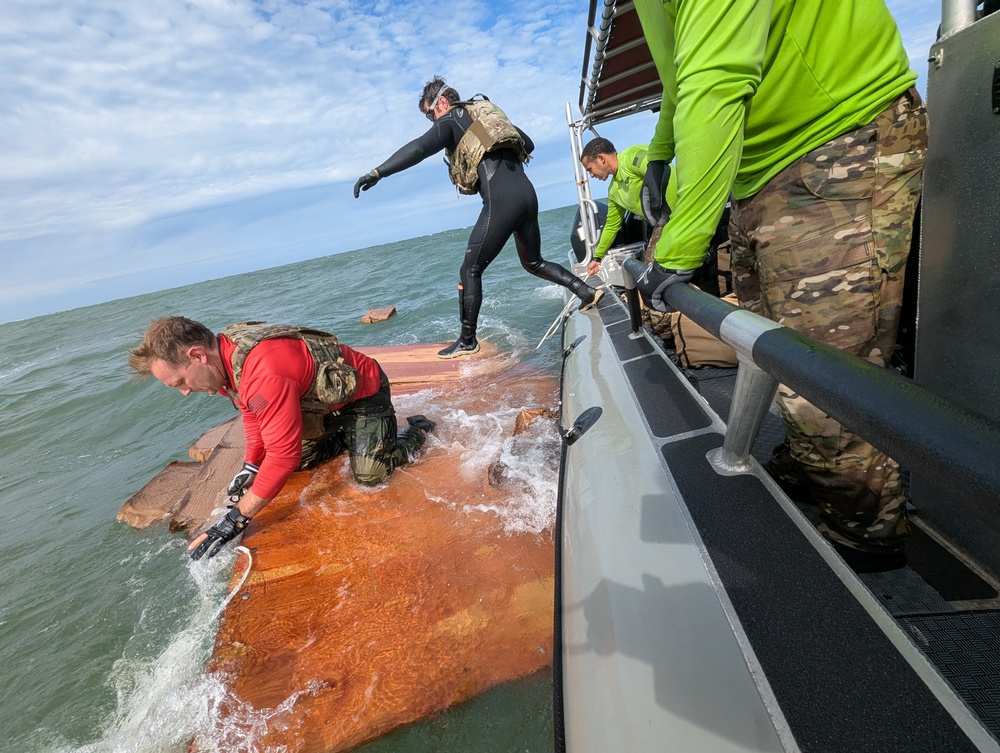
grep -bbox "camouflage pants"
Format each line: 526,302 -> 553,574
300,370 -> 426,486
729,89 -> 927,554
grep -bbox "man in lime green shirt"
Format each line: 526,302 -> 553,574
633,0 -> 927,572
580,139 -> 652,275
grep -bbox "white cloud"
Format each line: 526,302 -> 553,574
0,0 -> 941,323
1,0 -> 583,240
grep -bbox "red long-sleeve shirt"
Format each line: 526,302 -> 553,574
218,336 -> 382,498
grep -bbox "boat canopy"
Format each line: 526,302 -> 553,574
578,0 -> 662,126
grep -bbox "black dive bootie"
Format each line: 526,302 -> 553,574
438,320 -> 480,359
438,336 -> 481,359
578,287 -> 604,312
571,278 -> 604,312
406,415 -> 436,433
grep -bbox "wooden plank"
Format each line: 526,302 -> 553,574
359,341 -> 501,391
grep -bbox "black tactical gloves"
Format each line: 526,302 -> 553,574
624,258 -> 694,313
226,461 -> 258,503
189,506 -> 252,561
641,160 -> 671,227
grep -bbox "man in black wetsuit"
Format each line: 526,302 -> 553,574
353,76 -> 600,359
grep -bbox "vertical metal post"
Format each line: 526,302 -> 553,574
621,258 -> 642,335
617,251 -> 645,335
566,103 -> 599,269
941,0 -> 977,37
707,355 -> 780,475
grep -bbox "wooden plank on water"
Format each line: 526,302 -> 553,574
359,341 -> 500,390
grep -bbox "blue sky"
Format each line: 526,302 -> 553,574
0,0 -> 938,323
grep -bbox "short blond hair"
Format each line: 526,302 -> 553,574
128,316 -> 215,377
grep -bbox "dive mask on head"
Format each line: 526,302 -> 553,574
424,83 -> 453,121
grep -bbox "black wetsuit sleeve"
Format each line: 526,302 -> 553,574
516,126 -> 534,155
375,122 -> 455,178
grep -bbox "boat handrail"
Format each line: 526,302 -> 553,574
619,257 -> 1000,502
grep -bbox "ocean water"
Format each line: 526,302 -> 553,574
0,204 -> 581,753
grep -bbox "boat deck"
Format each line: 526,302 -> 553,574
558,291 -> 1000,752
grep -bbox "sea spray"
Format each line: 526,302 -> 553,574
407,396 -> 559,536
46,548 -> 311,753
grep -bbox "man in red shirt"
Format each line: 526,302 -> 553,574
128,317 -> 434,560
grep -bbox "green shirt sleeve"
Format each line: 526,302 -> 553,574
595,198 -> 624,259
633,0 -> 915,270
596,145 -> 650,258
635,0 -> 770,270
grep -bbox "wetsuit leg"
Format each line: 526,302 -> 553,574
445,153 -> 596,360
456,204 -> 495,336
497,159 -> 596,304
438,164 -> 514,358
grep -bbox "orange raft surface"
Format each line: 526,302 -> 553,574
118,342 -> 558,752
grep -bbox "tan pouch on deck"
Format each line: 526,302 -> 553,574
670,293 -> 740,368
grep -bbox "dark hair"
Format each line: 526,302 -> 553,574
419,76 -> 461,113
128,316 -> 215,377
581,137 -> 616,162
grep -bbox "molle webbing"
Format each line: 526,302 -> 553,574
446,98 -> 528,195
222,322 -> 359,410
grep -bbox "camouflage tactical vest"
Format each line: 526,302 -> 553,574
446,97 -> 530,195
222,322 -> 360,414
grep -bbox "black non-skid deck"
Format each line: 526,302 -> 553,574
593,294 -> 1000,750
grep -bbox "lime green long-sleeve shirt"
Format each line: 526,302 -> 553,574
595,144 -> 649,258
633,0 -> 916,270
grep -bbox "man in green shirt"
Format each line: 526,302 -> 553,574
580,139 -> 653,276
633,0 -> 927,572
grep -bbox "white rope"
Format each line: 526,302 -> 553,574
213,545 -> 253,619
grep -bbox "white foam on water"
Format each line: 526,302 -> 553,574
465,418 -> 560,535
394,390 -> 560,536
533,282 -> 570,301
47,548 -> 317,753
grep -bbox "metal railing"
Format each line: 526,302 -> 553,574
619,258 -> 1000,501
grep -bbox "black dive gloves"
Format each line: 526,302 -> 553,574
227,461 -> 258,503
190,506 -> 252,561
630,259 -> 694,313
189,460 -> 257,560
353,169 -> 380,198
641,160 -> 672,227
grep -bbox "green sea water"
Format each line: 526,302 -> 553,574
0,205 -> 580,752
